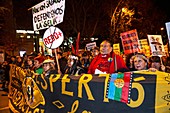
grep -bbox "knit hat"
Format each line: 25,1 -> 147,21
34,56 -> 45,64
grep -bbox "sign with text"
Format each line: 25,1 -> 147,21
43,26 -> 64,49
147,35 -> 165,56
120,29 -> 140,54
32,0 -> 65,31
9,65 -> 170,113
113,43 -> 120,55
86,42 -> 96,51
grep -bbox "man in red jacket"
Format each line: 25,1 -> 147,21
88,40 -> 129,74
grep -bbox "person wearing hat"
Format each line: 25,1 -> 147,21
34,55 -> 45,74
42,59 -> 57,77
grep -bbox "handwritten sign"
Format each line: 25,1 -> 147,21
43,26 -> 64,49
120,29 -> 140,54
147,35 -> 165,56
113,43 -> 120,55
32,0 -> 65,31
86,42 -> 96,51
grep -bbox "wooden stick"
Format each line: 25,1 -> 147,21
55,50 -> 60,71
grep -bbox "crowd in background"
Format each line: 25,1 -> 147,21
0,40 -> 170,95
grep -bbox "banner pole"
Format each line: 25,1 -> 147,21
55,50 -> 60,73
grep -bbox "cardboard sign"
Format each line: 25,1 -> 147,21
147,35 -> 165,56
32,0 -> 65,31
113,43 -> 120,55
120,29 -> 140,54
86,42 -> 96,51
43,26 -> 64,49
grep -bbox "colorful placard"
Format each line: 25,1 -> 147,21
120,29 -> 140,54
113,43 -> 120,55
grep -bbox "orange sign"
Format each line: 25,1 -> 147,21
120,29 -> 140,54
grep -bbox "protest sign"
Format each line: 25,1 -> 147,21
43,26 -> 64,49
113,43 -> 120,55
120,29 -> 140,54
147,35 -> 165,56
165,22 -> 170,41
32,0 -> 65,31
86,42 -> 96,51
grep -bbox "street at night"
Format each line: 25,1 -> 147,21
0,0 -> 170,113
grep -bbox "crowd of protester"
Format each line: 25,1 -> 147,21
0,40 -> 170,95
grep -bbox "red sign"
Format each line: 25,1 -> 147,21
120,29 -> 140,54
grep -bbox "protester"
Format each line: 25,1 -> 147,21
91,46 -> 100,59
42,59 -> 57,77
148,56 -> 165,72
88,40 -> 128,74
16,56 -> 23,67
63,54 -> 85,76
34,55 -> 45,74
125,53 -> 136,71
133,53 -> 149,71
9,56 -> 16,64
21,53 -> 29,69
55,52 -> 67,75
165,57 -> 170,73
26,56 -> 35,71
0,61 -> 10,96
80,51 -> 91,73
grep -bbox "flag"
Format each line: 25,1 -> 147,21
106,72 -> 132,103
75,32 -> 80,55
71,44 -> 75,54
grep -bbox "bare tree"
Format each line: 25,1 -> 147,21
108,0 -> 168,44
59,0 -> 108,50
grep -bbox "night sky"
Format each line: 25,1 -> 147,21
153,0 -> 170,16
12,0 -> 170,30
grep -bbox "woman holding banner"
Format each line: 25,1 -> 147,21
148,56 -> 166,72
133,53 -> 149,71
42,59 -> 57,77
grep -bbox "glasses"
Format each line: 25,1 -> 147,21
100,45 -> 111,48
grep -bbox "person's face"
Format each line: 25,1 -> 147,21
11,57 -> 15,61
34,60 -> 39,68
151,62 -> 161,70
67,58 -> 74,67
27,59 -> 33,66
91,49 -> 99,57
100,41 -> 112,54
43,63 -> 50,72
134,57 -> 147,70
17,57 -> 22,62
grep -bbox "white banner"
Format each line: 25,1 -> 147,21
32,0 -> 65,31
165,22 -> 170,41
86,42 -> 96,51
147,35 -> 165,56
